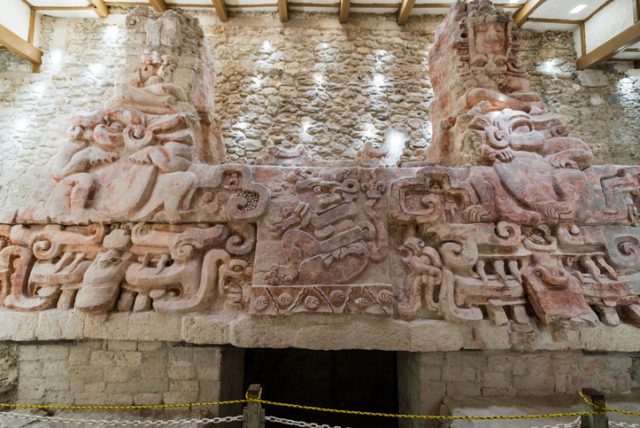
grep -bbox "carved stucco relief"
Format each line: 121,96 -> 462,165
0,1 -> 638,342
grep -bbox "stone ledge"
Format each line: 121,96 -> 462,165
1,309 -> 638,352
443,396 -> 640,428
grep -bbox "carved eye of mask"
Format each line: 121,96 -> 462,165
69,126 -> 83,138
177,245 -> 194,259
108,122 -> 124,132
313,186 -> 323,194
341,179 -> 359,194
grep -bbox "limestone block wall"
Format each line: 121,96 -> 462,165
398,350 -> 640,424
7,341 -> 243,411
0,11 -> 639,209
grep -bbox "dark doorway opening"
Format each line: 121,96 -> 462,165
243,349 -> 398,428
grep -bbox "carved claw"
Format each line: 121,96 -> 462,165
462,204 -> 492,222
475,260 -> 488,285
595,255 -> 617,280
494,259 -> 508,284
542,201 -> 572,219
90,151 -> 119,166
508,259 -> 522,284
580,255 -> 602,284
547,153 -> 578,169
128,147 -> 154,165
494,149 -> 515,163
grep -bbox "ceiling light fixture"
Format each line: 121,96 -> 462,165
569,4 -> 587,14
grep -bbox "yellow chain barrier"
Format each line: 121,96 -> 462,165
0,399 -> 248,411
245,386 -> 595,421
0,391 -> 637,421
579,391 -> 640,418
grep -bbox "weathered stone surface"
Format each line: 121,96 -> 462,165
0,343 -> 18,398
1,340 -> 236,415
576,70 -> 609,87
400,353 -> 640,428
391,0 -> 640,331
0,1 -> 638,353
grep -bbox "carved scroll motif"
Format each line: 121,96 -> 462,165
0,223 -> 255,314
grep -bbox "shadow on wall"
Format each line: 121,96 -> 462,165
244,349 -> 399,428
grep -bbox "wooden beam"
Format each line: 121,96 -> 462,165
212,0 -> 229,21
397,0 -> 415,25
148,0 -> 168,12
88,0 -> 109,17
0,24 -> 42,66
28,7 -> 36,43
278,0 -> 288,21
528,18 -> 580,25
579,22 -> 586,57
339,0 -> 350,23
578,21 -> 640,69
513,0 -> 546,27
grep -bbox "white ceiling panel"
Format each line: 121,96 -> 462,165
613,51 -> 640,59
532,0 -> 609,21
411,1 -> 522,15
522,21 -> 579,31
28,0 -> 89,6
629,41 -> 640,49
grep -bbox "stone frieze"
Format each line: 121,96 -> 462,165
0,1 -> 638,347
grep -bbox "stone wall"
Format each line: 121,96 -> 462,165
398,350 -> 640,426
0,344 -> 18,403
9,340 -> 243,410
0,11 -> 639,209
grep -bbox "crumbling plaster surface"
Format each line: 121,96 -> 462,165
0,12 -> 639,209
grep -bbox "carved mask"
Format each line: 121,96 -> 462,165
474,21 -> 506,56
